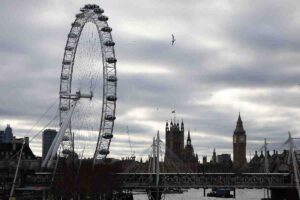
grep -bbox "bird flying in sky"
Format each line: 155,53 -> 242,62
171,34 -> 175,45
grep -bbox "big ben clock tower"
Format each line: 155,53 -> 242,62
233,113 -> 247,168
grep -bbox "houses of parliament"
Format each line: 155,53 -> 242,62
164,113 -> 247,169
164,120 -> 198,164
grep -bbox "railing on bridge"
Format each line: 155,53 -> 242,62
116,173 -> 293,189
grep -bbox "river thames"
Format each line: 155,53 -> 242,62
133,189 -> 265,200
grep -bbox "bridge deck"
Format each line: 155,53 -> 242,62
19,172 -> 296,190
116,173 -> 295,189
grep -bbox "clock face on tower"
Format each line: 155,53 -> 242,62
240,135 -> 245,143
233,136 -> 237,143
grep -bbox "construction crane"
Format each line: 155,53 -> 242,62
126,126 -> 135,160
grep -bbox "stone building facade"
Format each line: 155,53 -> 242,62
164,120 -> 198,167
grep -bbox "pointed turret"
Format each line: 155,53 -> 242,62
187,130 -> 191,146
259,151 -> 265,159
212,148 -> 217,163
181,120 -> 184,131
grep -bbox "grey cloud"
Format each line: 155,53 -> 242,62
1,0 -> 300,160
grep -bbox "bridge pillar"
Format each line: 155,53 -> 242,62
233,188 -> 236,198
147,189 -> 162,200
271,188 -> 299,200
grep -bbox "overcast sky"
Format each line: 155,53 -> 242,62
1,0 -> 300,161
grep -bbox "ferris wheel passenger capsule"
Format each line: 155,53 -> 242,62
98,16 -> 108,21
65,46 -> 74,51
63,60 -> 71,65
68,33 -> 78,39
104,41 -> 115,46
60,106 -> 69,111
101,27 -> 112,32
85,4 -> 99,9
71,22 -> 81,28
62,136 -> 70,141
107,76 -> 117,82
102,133 -> 113,139
94,8 -> 104,14
62,149 -> 72,155
107,96 -> 117,101
83,4 -> 91,9
76,13 -> 85,19
105,115 -> 116,121
62,74 -> 69,80
99,149 -> 110,155
106,57 -> 117,63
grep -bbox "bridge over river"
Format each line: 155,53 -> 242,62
116,173 -> 293,189
11,171 -> 298,200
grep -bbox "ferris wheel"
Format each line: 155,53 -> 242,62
44,4 -> 117,166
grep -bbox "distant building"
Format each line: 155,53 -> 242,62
0,131 -> 4,143
42,129 -> 57,159
211,148 -> 217,163
217,154 -> 232,165
183,130 -> 198,170
249,150 -> 290,173
163,118 -> 198,172
0,136 -> 34,160
12,136 -> 29,144
201,149 -> 233,172
4,124 -> 13,143
233,113 -> 247,168
0,140 -> 38,170
165,120 -> 185,161
202,156 -> 207,164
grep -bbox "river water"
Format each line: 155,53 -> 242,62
133,189 -> 266,200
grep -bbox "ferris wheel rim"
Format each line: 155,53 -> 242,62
58,4 -> 117,162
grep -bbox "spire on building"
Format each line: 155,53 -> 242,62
234,112 -> 245,135
212,148 -> 217,163
237,112 -> 242,125
187,129 -> 191,145
259,151 -> 264,159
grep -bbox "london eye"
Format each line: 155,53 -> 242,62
43,4 -> 117,167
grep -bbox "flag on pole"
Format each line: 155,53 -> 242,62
171,110 -> 175,113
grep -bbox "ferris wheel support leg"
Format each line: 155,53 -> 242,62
47,101 -> 78,168
42,101 -> 78,168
